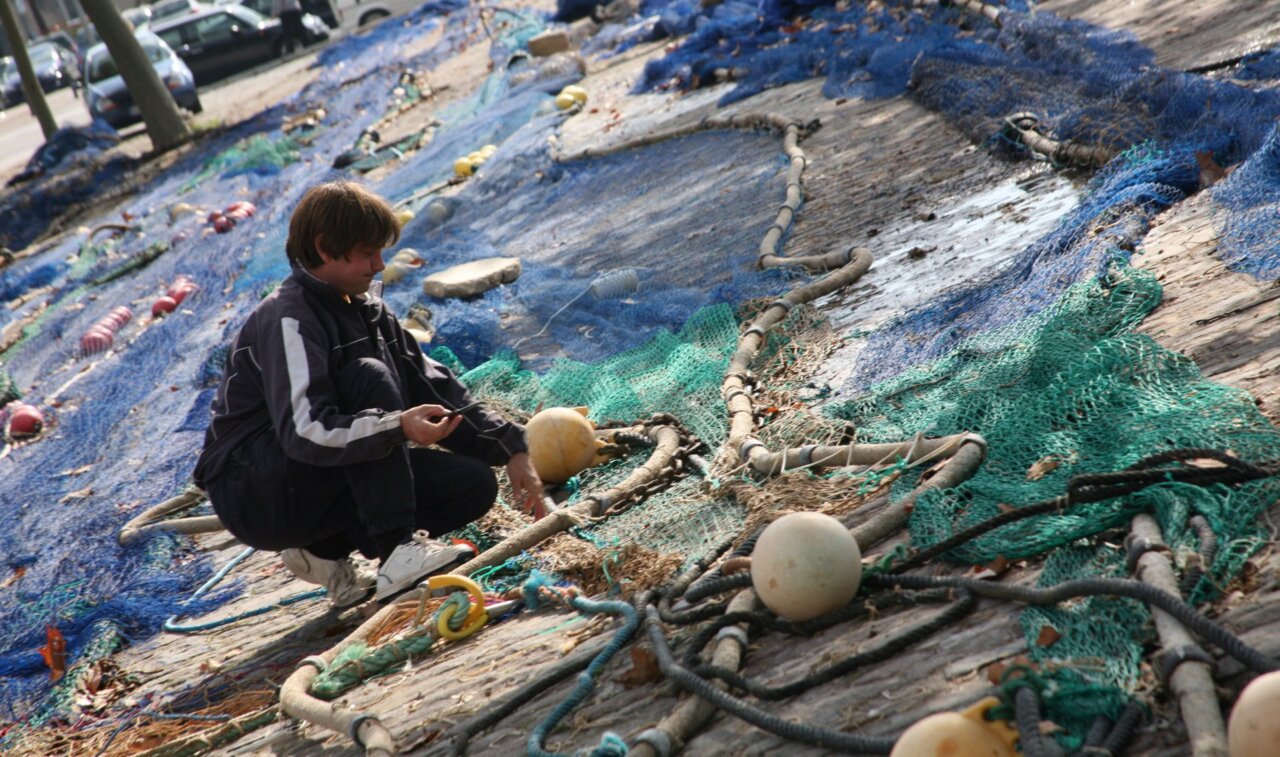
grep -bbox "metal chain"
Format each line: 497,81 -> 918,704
592,414 -> 705,518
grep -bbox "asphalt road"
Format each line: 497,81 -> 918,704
0,86 -> 90,181
0,27 -> 348,185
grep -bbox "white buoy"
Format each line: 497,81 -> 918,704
1229,670 -> 1280,757
426,199 -> 454,226
750,512 -> 861,621
891,697 -> 1019,757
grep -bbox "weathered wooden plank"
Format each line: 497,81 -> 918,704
1039,0 -> 1280,72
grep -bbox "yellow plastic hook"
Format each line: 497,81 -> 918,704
427,574 -> 489,641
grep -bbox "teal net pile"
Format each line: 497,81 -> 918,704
445,303 -> 739,445
181,134 -> 301,191
826,263 -> 1280,743
441,300 -> 847,592
440,303 -> 746,587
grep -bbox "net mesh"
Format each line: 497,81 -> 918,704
826,262 -> 1280,743
0,2 -> 476,732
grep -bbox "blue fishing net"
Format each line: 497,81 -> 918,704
381,124 -> 794,368
0,2 -> 473,727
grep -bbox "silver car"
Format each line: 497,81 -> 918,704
83,30 -> 202,129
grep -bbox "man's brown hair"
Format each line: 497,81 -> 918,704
286,181 -> 401,268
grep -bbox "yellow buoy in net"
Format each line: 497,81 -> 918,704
381,261 -> 408,284
392,249 -> 422,266
750,512 -> 861,621
395,208 -> 415,227
454,157 -> 475,177
480,144 -> 498,158
526,406 -> 608,484
468,150 -> 485,165
891,698 -> 1019,757
562,84 -> 588,105
555,91 -> 577,110
1229,670 -> 1280,756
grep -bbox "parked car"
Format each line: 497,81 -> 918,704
224,0 -> 340,30
152,5 -> 328,86
334,0 -> 431,29
32,31 -> 83,70
2,42 -> 81,106
124,5 -> 155,28
83,30 -> 201,129
149,0 -> 209,24
341,0 -> 391,28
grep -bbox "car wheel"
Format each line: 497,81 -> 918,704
358,9 -> 389,26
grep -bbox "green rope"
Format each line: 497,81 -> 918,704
308,593 -> 473,700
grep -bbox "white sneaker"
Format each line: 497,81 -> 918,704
375,530 -> 473,601
281,548 -> 375,608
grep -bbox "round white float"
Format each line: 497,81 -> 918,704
750,511 -> 861,621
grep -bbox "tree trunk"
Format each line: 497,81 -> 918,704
77,0 -> 192,153
0,0 -> 58,139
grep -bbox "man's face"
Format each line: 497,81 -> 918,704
311,240 -> 385,297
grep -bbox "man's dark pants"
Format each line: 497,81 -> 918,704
207,358 -> 496,560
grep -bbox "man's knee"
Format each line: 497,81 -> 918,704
336,357 -> 403,411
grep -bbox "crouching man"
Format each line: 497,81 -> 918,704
193,181 -> 543,606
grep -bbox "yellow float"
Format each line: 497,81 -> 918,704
526,406 -> 610,484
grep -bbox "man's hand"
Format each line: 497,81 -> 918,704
400,405 -> 462,447
506,452 -> 546,520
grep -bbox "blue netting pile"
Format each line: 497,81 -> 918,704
14,123 -> 121,181
379,123 -> 793,368
604,0 -> 1280,383
0,153 -> 132,255
0,2 -> 480,729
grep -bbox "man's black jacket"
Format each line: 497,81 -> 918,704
193,267 -> 527,487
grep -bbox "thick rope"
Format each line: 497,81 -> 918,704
525,574 -> 639,757
118,488 -> 224,546
1129,514 -> 1228,757
866,573 -> 1277,674
642,603 -> 898,753
691,590 -> 975,700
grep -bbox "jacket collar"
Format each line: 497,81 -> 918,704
289,266 -> 381,306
